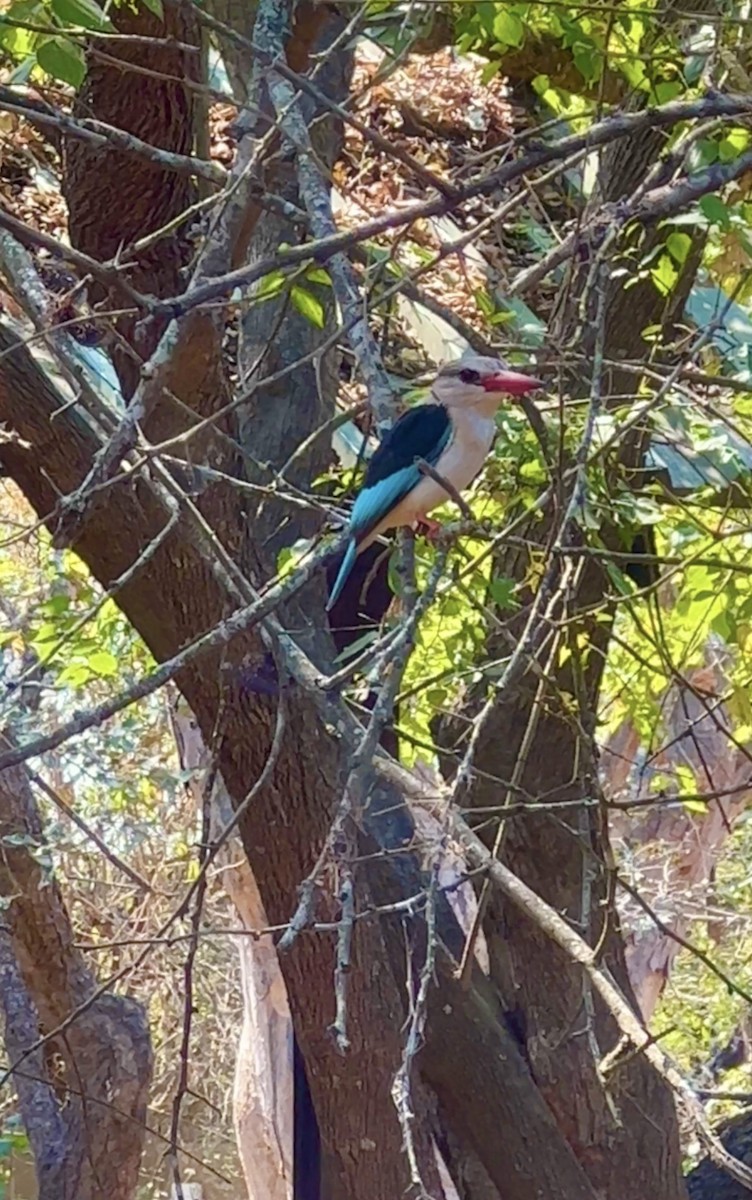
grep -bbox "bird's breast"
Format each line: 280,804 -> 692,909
400,412 -> 495,522
434,411 -> 496,494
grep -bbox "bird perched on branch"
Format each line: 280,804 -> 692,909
326,355 -> 544,611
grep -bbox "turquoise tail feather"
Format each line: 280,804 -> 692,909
326,539 -> 358,612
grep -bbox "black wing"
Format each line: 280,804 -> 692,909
364,404 -> 451,486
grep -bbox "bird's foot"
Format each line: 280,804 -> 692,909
415,515 -> 443,542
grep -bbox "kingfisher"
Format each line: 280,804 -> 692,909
326,355 -> 544,610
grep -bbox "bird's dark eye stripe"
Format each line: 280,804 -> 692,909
459,368 -> 480,385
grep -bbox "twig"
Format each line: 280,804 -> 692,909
0,532 -> 335,774
330,869 -> 354,1054
0,15 -> 197,47
618,875 -> 752,1007
0,229 -> 120,439
1,499 -> 180,703
258,0 -> 395,424
391,855 -> 440,1200
0,87 -> 225,185
29,771 -> 151,893
0,208 -> 148,311
415,458 -> 474,520
169,763 -> 214,1198
457,657 -> 553,985
151,92 -> 752,317
511,145 -> 752,297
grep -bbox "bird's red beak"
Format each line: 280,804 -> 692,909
482,370 -> 544,396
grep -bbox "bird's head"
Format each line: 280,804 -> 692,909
432,355 -> 544,411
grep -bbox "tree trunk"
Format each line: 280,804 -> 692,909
0,735 -> 152,1199
686,1110 -> 752,1200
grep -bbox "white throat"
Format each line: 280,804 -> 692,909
447,402 -> 497,449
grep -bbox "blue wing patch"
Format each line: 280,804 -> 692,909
349,464 -> 422,539
326,538 -> 358,611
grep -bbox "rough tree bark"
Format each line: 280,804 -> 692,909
171,701 -> 294,1200
0,735 -> 152,1200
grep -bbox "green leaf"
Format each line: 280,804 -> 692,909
51,0 -> 114,29
666,231 -> 691,265
88,649 -> 119,677
650,253 -> 678,297
492,8 -> 524,46
474,287 -> 495,318
653,79 -> 684,104
333,629 -> 378,664
682,798 -> 709,815
718,127 -> 750,162
36,36 -> 85,87
476,2 -> 496,37
699,193 -> 731,230
573,45 -> 602,82
480,59 -> 502,85
41,594 -> 70,615
255,269 -> 285,300
605,560 -> 633,595
33,621 -> 62,644
291,286 -> 325,328
690,139 -> 719,169
489,575 -> 518,610
305,266 -> 332,286
140,0 -> 164,16
58,662 -> 91,687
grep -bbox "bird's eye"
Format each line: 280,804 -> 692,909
459,368 -> 480,385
